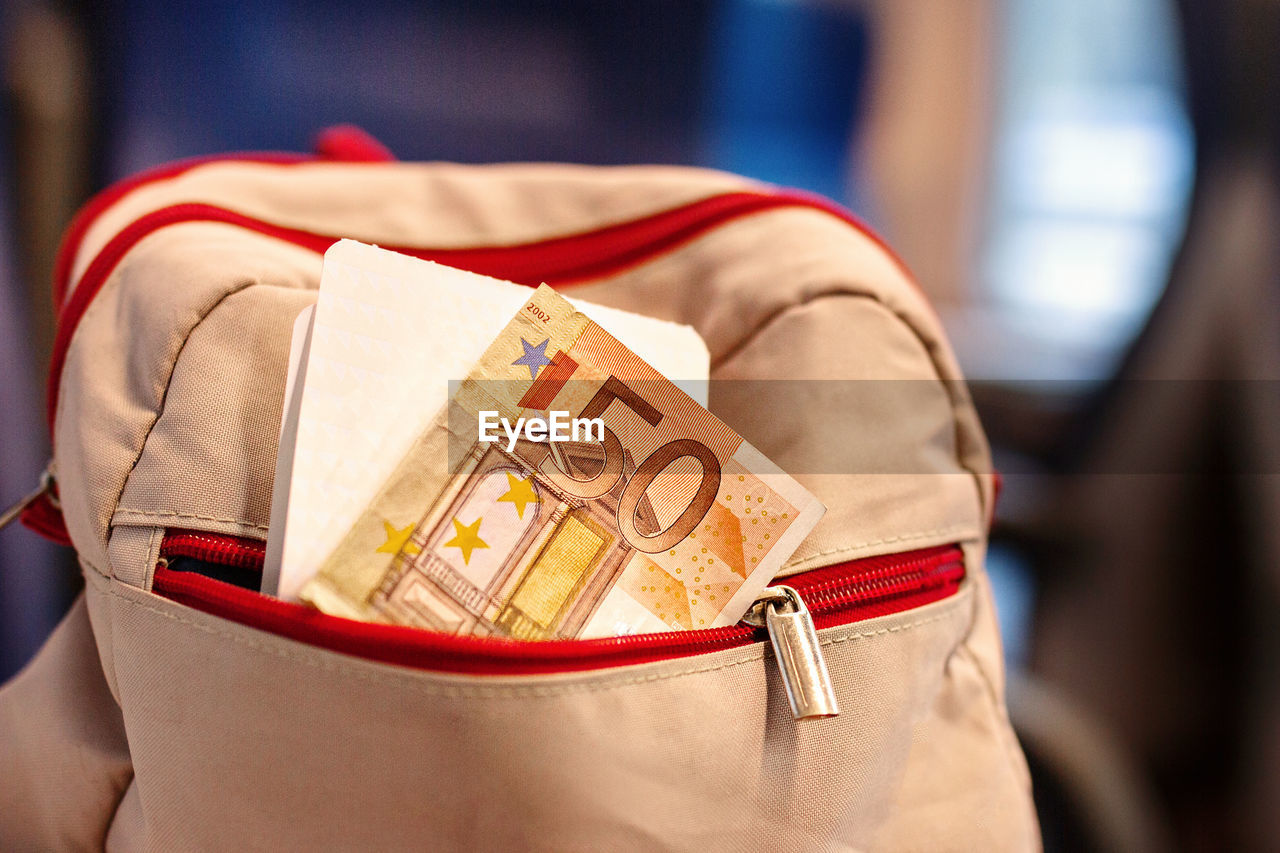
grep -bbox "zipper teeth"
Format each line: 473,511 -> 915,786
801,557 -> 965,612
154,563 -> 761,670
154,532 -> 957,621
161,530 -> 267,569
156,532 -> 963,659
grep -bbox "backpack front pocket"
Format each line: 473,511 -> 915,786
88,551 -> 978,852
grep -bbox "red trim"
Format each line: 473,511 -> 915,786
312,125 -> 396,163
36,150 -> 912,544
46,191 -> 886,432
151,542 -> 963,675
50,157 -> 902,313
51,154 -> 315,308
52,128 -> 398,308
17,492 -> 71,546
989,470 -> 1003,529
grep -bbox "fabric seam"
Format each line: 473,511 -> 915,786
100,267 -> 262,577
709,289 -> 990,670
954,642 -> 1037,797
782,525 -> 977,572
142,525 -> 162,592
112,508 -> 271,531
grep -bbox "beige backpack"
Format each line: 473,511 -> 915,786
0,138 -> 1037,851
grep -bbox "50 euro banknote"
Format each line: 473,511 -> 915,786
301,285 -> 825,639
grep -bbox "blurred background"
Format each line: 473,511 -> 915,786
2,0 -> 1277,849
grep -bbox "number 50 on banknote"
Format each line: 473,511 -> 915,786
302,285 -> 825,640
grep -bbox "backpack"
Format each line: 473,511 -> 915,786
0,130 -> 1037,851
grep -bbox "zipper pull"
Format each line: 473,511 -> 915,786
744,585 -> 840,720
0,465 -> 57,533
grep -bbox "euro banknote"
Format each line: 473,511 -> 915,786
301,284 -> 824,639
265,240 -> 710,601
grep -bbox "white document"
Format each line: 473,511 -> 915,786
265,240 -> 710,600
259,305 -> 314,599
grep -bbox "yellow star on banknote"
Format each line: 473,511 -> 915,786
496,471 -> 539,519
375,520 -> 422,556
444,516 -> 489,565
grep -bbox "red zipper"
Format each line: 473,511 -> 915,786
152,532 -> 964,676
161,529 -> 268,569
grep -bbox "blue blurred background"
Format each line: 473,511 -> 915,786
2,0 -> 1194,665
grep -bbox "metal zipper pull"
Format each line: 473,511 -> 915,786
0,465 -> 57,533
744,585 -> 840,720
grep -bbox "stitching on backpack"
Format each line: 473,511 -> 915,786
142,524 -> 163,590
53,253 -> 134,572
703,285 -> 992,671
100,271 -> 261,561
706,290 -> 982,514
704,288 -> 986,567
781,524 -> 976,572
707,287 -> 878,371
112,508 -> 270,531
58,240 -> 262,565
954,641 -> 1036,798
102,577 -> 970,699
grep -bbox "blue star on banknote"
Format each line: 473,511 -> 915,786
512,337 -> 553,379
